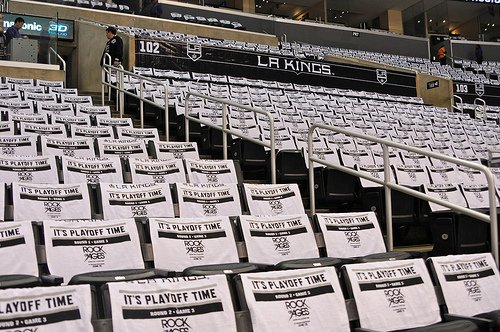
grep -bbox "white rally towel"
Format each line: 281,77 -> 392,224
0,155 -> 59,184
12,183 -> 92,221
393,164 -> 430,187
0,121 -> 14,135
185,158 -> 238,184
344,259 -> 441,331
108,275 -> 237,332
149,216 -> 239,271
43,219 -> 144,284
0,221 -> 38,275
153,141 -> 199,160
130,158 -> 186,184
0,284 -> 93,331
243,183 -> 305,216
239,214 -> 318,265
71,125 -> 113,139
62,156 -> 123,184
41,136 -> 95,158
100,183 -> 174,219
0,135 -> 37,156
424,183 -> 467,212
240,267 -> 350,332
316,212 -> 386,258
429,253 -> 500,317
461,184 -> 498,209
20,122 -> 67,138
97,138 -> 149,159
176,183 -> 242,217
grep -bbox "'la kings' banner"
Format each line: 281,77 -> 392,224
243,183 -> 305,216
130,158 -> 186,184
153,141 -> 199,160
185,158 -> 238,184
149,216 -> 239,271
40,136 -> 95,158
429,253 -> 500,317
316,212 -> 386,258
135,38 -> 417,96
176,183 -> 242,217
62,156 -> 123,184
0,155 -> 59,184
100,183 -> 174,219
0,221 -> 38,276
239,214 -> 318,265
0,284 -> 93,331
240,267 -> 349,332
43,219 -> 144,284
107,275 -> 237,332
97,138 -> 149,159
345,259 -> 440,331
12,183 -> 92,221
0,135 -> 37,156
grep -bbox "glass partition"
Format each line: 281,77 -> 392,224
0,12 -> 74,65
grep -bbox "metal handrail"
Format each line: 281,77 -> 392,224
308,123 -> 499,266
48,47 -> 66,87
100,62 -> 169,139
452,94 -> 463,113
185,91 -> 277,184
474,97 -> 486,120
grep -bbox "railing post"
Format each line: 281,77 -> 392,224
270,116 -> 276,184
308,126 -> 316,216
163,83 -> 169,141
222,102 -> 228,160
383,144 -> 393,251
139,79 -> 144,129
184,93 -> 191,143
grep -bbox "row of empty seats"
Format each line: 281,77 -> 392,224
0,182 -> 305,220
169,11 -> 245,30
39,0 -> 133,13
1,252 -> 499,331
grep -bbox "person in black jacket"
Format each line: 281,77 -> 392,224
100,26 -> 123,67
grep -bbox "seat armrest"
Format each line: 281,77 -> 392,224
443,313 -> 494,329
41,274 -> 64,285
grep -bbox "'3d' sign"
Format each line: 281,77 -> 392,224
3,13 -> 74,41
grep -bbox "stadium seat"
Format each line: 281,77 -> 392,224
428,253 -> 500,330
236,267 -> 350,331
102,275 -> 237,330
148,216 -> 240,272
129,157 -> 186,184
239,214 -> 320,265
43,218 -> 155,285
0,155 -> 59,184
41,136 -> 96,158
96,138 -> 149,159
185,158 -> 240,184
97,182 -> 174,219
343,258 -> 480,331
0,284 -> 94,329
11,182 -> 92,221
61,155 -> 124,184
176,182 -> 242,217
242,183 -> 305,216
